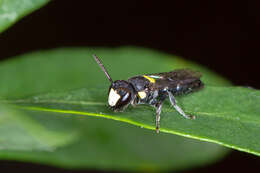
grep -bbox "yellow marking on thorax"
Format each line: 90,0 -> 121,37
138,91 -> 147,99
143,75 -> 156,83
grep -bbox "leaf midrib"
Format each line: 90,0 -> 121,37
2,98 -> 259,127
7,105 -> 260,157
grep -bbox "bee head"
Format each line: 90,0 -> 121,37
108,80 -> 135,111
93,55 -> 135,111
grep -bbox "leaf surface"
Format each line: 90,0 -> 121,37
0,0 -> 50,33
0,47 -> 232,171
7,85 -> 259,156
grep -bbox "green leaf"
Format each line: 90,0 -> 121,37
0,0 -> 50,33
0,104 -> 78,151
6,85 -> 260,156
0,47 -> 230,99
0,47 -> 231,171
0,105 -> 228,171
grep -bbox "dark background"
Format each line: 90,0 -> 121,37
0,0 -> 260,172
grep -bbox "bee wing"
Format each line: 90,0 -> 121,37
146,69 -> 202,90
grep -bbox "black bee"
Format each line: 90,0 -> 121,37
93,55 -> 204,133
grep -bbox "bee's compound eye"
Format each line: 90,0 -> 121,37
108,88 -> 121,106
121,92 -> 130,102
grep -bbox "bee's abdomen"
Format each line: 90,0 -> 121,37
171,79 -> 204,96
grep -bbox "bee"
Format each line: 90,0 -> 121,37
93,55 -> 204,133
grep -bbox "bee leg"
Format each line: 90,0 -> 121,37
155,102 -> 163,133
167,91 -> 195,119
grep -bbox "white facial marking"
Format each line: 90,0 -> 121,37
138,91 -> 147,99
108,88 -> 121,106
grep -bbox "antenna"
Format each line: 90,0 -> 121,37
93,54 -> 113,83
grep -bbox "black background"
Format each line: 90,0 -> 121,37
0,0 -> 260,172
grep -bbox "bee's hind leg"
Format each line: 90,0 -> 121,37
167,91 -> 195,119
